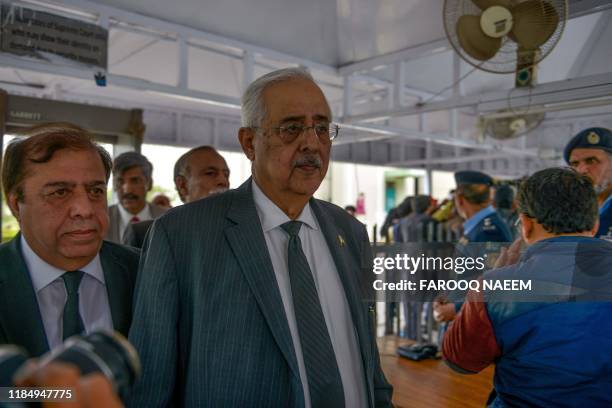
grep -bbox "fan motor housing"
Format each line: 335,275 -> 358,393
480,6 -> 514,38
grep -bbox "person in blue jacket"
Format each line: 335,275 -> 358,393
565,127 -> 612,239
443,167 -> 612,408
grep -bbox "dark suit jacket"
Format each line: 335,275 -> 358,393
128,178 -> 393,407
122,220 -> 154,248
106,203 -> 167,244
0,235 -> 140,357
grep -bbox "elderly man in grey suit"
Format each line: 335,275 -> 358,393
129,68 -> 393,407
105,152 -> 166,243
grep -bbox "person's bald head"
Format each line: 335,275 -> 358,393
173,146 -> 230,203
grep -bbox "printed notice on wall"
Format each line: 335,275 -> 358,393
0,4 -> 108,69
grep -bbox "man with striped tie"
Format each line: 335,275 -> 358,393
129,68 -> 393,407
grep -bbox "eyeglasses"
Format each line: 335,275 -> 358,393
515,213 -> 533,228
252,122 -> 340,144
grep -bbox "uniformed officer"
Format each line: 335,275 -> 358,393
564,127 -> 612,239
433,171 -> 512,325
453,170 -> 513,244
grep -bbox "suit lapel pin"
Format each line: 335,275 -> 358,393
338,234 -> 345,247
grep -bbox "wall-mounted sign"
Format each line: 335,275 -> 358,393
0,4 -> 107,69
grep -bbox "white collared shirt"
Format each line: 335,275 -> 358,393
118,203 -> 152,241
252,181 -> 368,408
20,236 -> 114,350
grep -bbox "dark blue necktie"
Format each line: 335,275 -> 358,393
62,271 -> 85,340
281,221 -> 345,408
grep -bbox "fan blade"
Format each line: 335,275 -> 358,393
510,0 -> 559,49
457,15 -> 502,61
471,0 -> 513,11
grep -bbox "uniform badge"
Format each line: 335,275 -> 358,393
587,131 -> 600,145
338,234 -> 345,247
483,217 -> 497,231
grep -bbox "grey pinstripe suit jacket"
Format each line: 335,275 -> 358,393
128,178 -> 393,407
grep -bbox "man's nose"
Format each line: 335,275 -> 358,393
576,163 -> 589,175
70,189 -> 94,218
121,180 -> 133,193
299,126 -> 320,150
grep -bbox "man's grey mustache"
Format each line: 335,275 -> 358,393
292,155 -> 322,168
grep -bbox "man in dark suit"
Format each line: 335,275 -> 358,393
105,152 -> 167,244
129,68 -> 393,407
122,146 -> 230,248
0,123 -> 139,357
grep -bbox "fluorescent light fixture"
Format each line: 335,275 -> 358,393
146,91 -> 241,110
482,97 -> 612,120
339,123 -> 399,136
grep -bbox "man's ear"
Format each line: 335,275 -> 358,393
238,127 -> 256,162
519,213 -> 533,243
174,176 -> 188,201
7,192 -> 21,221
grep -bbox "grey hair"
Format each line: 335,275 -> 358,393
112,151 -> 153,181
241,67 -> 318,128
173,145 -> 219,180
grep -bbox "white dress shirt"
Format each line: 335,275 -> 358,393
20,236 -> 114,350
252,181 -> 368,408
118,203 -> 152,241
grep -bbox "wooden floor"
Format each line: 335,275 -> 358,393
378,336 -> 494,408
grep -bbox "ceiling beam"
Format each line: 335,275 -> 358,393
388,152 -> 526,167
344,72 -> 612,123
335,123 -> 540,157
337,38 -> 450,76
0,53 -> 242,109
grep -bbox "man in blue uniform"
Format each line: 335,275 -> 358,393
454,170 -> 513,244
433,171 -> 512,324
443,167 -> 612,407
565,127 -> 612,238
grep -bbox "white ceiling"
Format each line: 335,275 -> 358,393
1,0 -> 612,175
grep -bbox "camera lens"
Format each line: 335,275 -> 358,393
38,331 -> 141,401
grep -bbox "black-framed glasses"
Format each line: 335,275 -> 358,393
252,122 -> 340,144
